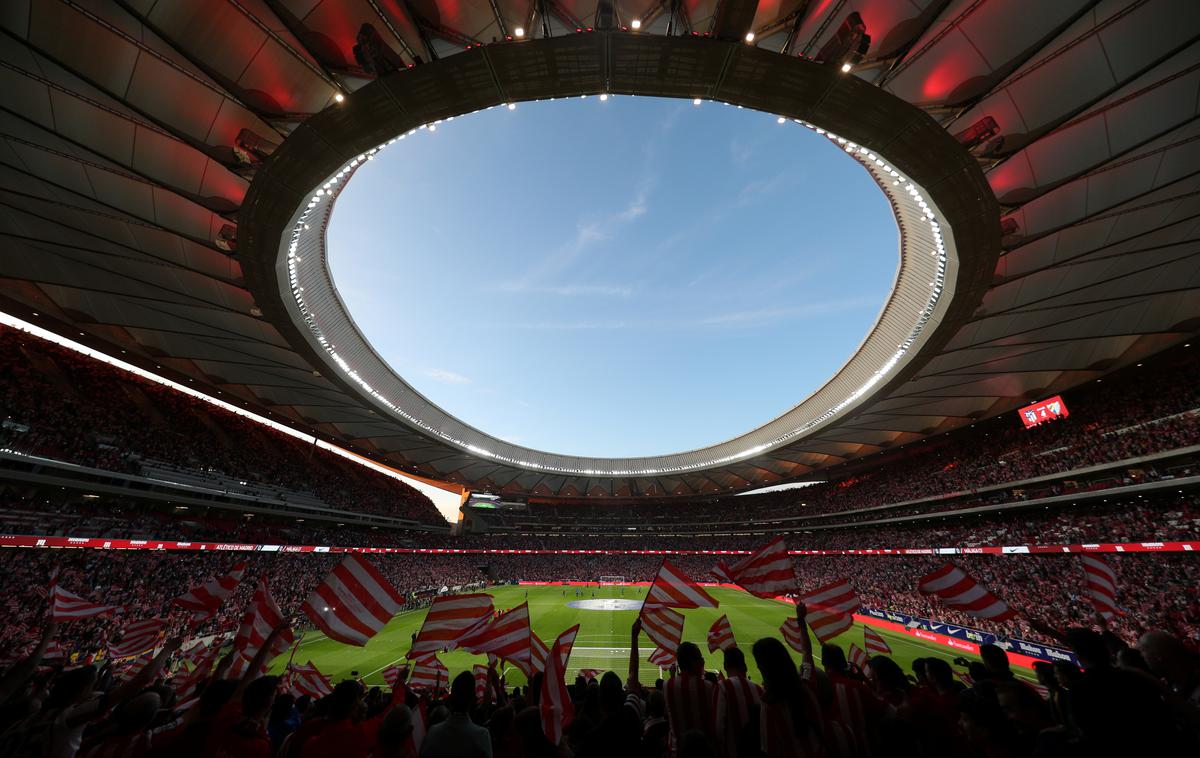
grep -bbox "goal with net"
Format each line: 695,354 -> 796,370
598,576 -> 627,585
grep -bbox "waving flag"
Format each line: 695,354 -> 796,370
1081,555 -> 1119,620
848,644 -> 869,671
540,625 -> 579,745
114,650 -> 153,681
473,664 -> 490,700
457,602 -> 532,674
530,632 -> 549,674
382,664 -> 409,690
173,562 -> 246,624
918,563 -> 1016,621
863,626 -> 892,656
580,669 -> 602,681
641,605 -> 685,654
409,654 -> 449,692
301,555 -> 405,646
408,593 -> 495,657
51,583 -> 119,622
781,618 -> 808,654
234,577 -> 293,667
289,662 -> 333,699
713,538 -> 796,598
649,647 -> 677,667
109,618 -> 165,659
799,580 -> 859,642
707,614 -> 736,653
645,560 -> 719,609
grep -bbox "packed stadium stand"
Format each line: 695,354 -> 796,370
2,2 -> 1200,757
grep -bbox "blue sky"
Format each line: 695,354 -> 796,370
328,97 -> 897,458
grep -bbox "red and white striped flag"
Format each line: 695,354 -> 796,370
781,618 -> 807,654
114,650 -> 154,682
382,664 -> 409,690
863,626 -> 892,656
226,650 -> 256,680
181,640 -> 210,668
641,605 -> 685,654
42,641 -> 66,664
918,563 -> 1016,621
645,560 -> 719,609
409,654 -> 449,692
173,562 -> 247,624
234,577 -> 294,665
848,644 -> 869,671
707,614 -> 735,653
712,538 -> 796,598
51,583 -> 119,622
473,664 -> 490,701
1081,555 -> 1119,620
799,580 -> 859,642
108,618 -> 164,659
580,669 -> 602,681
648,647 -> 676,667
457,602 -> 532,675
530,632 -> 549,673
411,701 -> 428,752
301,555 -> 405,646
540,625 -> 579,745
288,661 -> 333,699
408,593 -> 495,657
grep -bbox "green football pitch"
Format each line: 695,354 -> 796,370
269,584 -> 1036,688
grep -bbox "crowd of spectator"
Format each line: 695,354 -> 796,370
0,328 -> 444,525
1,541 -> 1196,666
1,558 -> 1198,757
6,484 -> 1193,556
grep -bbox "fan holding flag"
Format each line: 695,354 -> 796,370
633,558 -> 721,752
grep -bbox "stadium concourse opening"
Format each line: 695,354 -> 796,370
326,96 -> 898,458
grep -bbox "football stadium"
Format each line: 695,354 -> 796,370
1,1 -> 1199,756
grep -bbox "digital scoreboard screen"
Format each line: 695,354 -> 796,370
1018,395 -> 1069,428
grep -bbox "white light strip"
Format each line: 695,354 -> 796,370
284,105 -> 951,477
0,310 -> 457,520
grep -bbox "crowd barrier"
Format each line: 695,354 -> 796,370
0,534 -> 1195,554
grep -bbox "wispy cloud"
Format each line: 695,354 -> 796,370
498,283 -> 635,297
736,171 -> 793,207
494,296 -> 878,332
730,138 -> 754,168
423,368 -> 471,385
499,175 -> 655,293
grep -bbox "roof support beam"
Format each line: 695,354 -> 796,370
666,0 -> 693,37
779,2 -> 811,55
488,0 -> 509,38
362,0 -> 421,63
103,1 -> 300,129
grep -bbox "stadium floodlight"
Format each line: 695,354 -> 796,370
514,27 -> 525,37
693,98 -> 701,106
841,62 -> 852,73
631,19 -> 641,29
744,32 -> 755,42
334,92 -> 345,103
599,93 -> 609,101
507,103 -> 516,110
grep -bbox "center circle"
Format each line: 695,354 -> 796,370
567,598 -> 646,611
327,97 -> 898,458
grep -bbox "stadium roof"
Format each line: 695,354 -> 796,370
2,0 -> 1198,499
